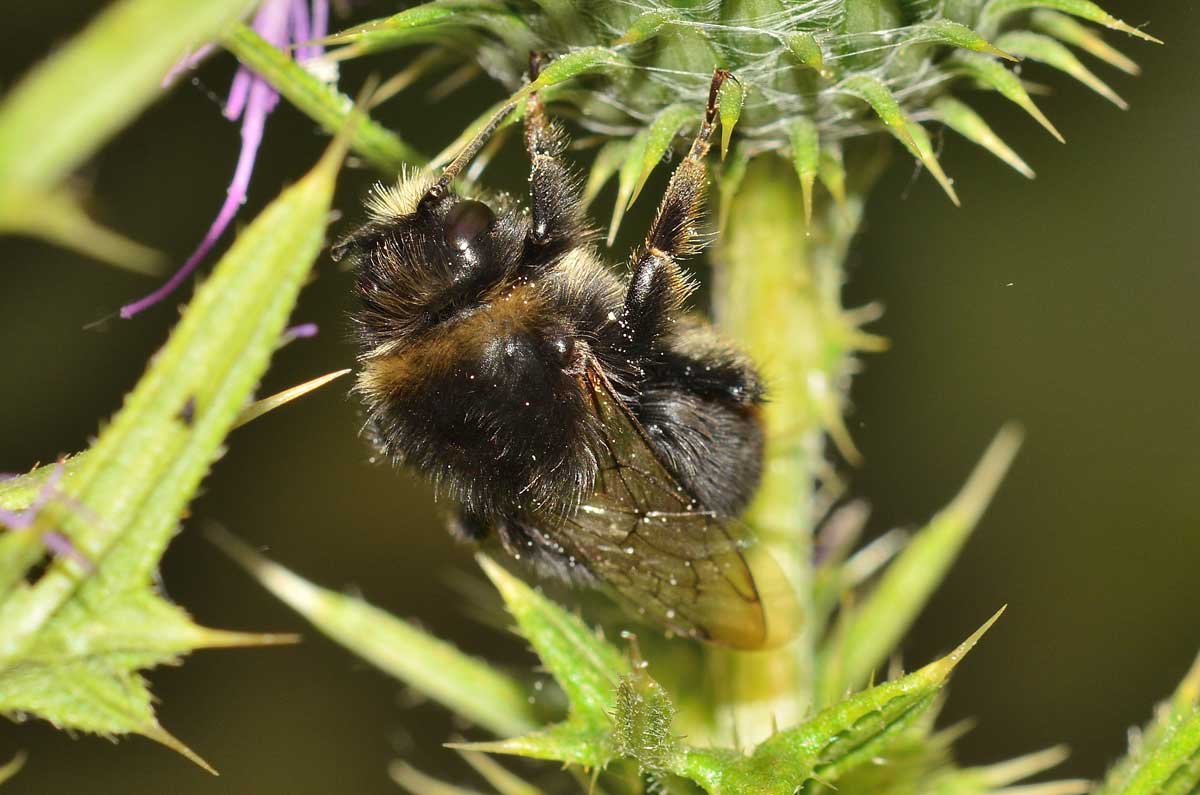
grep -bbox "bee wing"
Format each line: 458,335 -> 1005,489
526,365 -> 795,649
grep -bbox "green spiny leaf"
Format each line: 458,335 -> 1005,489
582,139 -> 628,210
0,0 -> 255,271
841,75 -> 918,152
456,749 -> 542,795
0,370 -> 349,573
0,132 -> 346,765
817,145 -> 848,206
843,0 -> 905,36
841,74 -> 959,204
702,611 -> 1003,794
933,97 -> 1035,178
981,0 -> 1162,44
452,721 -> 612,769
0,0 -> 256,192
325,0 -> 489,45
927,742 -> 1089,795
784,32 -> 829,77
996,31 -> 1128,108
817,425 -> 1021,704
1119,709 -> 1200,795
1098,654 -> 1200,795
531,47 -> 626,93
222,23 -> 420,173
1031,10 -> 1141,75
391,761 -> 488,795
214,531 -> 538,738
0,594 -> 292,773
630,104 -> 695,207
608,103 -> 692,243
323,0 -> 535,58
0,530 -> 42,612
820,707 -> 954,795
952,53 -> 1065,142
971,746 -> 1079,790
0,189 -> 164,274
906,19 -> 1016,60
0,456 -> 86,536
477,555 -> 629,727
790,117 -> 819,225
433,48 -> 625,170
613,10 -> 682,46
903,120 -> 961,205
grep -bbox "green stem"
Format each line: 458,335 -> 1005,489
706,154 -> 874,746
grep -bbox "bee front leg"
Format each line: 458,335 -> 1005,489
618,70 -> 732,360
522,53 -> 587,272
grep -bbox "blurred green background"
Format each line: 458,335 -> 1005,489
1,2 -> 1196,792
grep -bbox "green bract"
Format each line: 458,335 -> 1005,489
320,0 -> 1158,219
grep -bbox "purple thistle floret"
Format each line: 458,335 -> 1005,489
0,463 -> 92,570
0,464 -> 65,532
281,322 -> 320,345
122,0 -> 329,319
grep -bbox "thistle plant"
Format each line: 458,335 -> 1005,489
0,1 -> 1192,794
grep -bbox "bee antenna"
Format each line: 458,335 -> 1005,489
423,50 -> 555,210
422,98 -> 521,208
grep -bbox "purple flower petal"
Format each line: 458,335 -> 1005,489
224,67 -> 254,120
163,42 -> 217,87
256,0 -> 295,45
3,464 -> 65,529
282,322 -> 320,342
311,0 -> 329,47
0,507 -> 34,531
290,0 -> 312,60
294,0 -> 330,61
40,531 -> 93,571
122,0 -> 304,319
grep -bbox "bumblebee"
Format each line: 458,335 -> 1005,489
336,63 -> 794,649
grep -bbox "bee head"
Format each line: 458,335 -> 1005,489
336,171 -> 528,354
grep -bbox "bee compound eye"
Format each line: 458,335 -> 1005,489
443,200 -> 495,252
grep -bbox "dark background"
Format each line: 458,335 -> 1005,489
2,2 -> 1196,792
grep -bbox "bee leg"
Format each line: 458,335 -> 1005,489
522,53 -> 587,272
494,516 -> 595,584
618,70 -> 732,359
450,511 -> 593,583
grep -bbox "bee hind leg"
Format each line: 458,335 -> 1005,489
452,509 -> 594,584
521,52 -> 588,272
617,70 -> 733,361
494,514 -> 596,584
